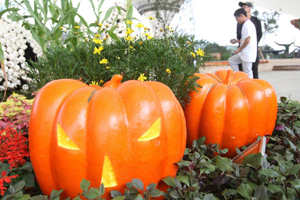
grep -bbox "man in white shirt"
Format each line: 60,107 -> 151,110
228,8 -> 257,78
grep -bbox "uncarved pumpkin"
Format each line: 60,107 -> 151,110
29,75 -> 186,199
184,69 -> 277,158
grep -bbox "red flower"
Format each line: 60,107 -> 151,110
0,171 -> 19,196
0,126 -> 30,169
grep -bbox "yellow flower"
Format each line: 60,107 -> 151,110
139,41 -> 143,45
196,48 -> 205,57
187,41 -> 191,45
98,23 -> 102,27
160,29 -> 163,32
190,52 -> 195,58
130,46 -> 133,49
95,34 -> 101,38
143,33 -> 149,37
105,24 -> 109,28
84,38 -> 88,42
126,28 -> 134,35
138,73 -> 147,81
89,81 -> 98,86
125,36 -> 133,41
135,23 -> 144,28
106,66 -> 110,69
60,27 -> 64,30
148,16 -> 155,20
92,38 -> 102,44
166,69 -> 171,74
75,26 -> 80,29
126,20 -> 133,25
93,46 -> 104,54
117,56 -> 120,59
100,58 -> 108,64
100,80 -> 104,84
147,35 -> 153,40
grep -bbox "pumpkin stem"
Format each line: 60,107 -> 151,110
105,75 -> 123,89
222,70 -> 236,86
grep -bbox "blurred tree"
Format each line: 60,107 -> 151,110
253,9 -> 281,41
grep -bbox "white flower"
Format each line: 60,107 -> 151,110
0,18 -> 42,91
22,84 -> 29,90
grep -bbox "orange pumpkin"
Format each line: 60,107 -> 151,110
184,69 -> 277,158
29,75 -> 186,199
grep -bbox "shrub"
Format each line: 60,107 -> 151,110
0,93 -> 33,132
27,32 -> 208,106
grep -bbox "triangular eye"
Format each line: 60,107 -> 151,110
57,123 -> 80,150
138,118 -> 161,141
101,155 -> 117,187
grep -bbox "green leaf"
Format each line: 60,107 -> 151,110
132,179 -> 144,190
162,176 -> 177,187
242,153 -> 263,168
147,189 -> 162,197
73,196 -> 82,200
267,184 -> 283,194
16,194 -> 31,200
111,190 -> 122,198
215,156 -> 234,171
101,6 -> 115,23
107,30 -> 120,41
88,90 -> 98,102
80,179 -> 90,191
176,176 -> 190,187
112,197 -> 125,200
126,5 -> 133,22
50,189 -> 63,199
84,188 -> 101,199
286,164 -> 300,175
0,44 -> 4,65
237,184 -> 253,200
19,162 -> 33,173
99,183 -> 105,196
288,140 -> 297,151
0,8 -> 20,20
13,181 -> 26,193
254,185 -> 268,200
146,183 -> 156,191
25,195 -> 45,200
203,193 -> 217,200
135,194 -> 144,200
169,190 -> 181,199
258,169 -> 280,177
290,179 -> 300,190
24,174 -> 35,187
177,160 -> 192,167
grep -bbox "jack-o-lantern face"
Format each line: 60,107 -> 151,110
56,116 -> 161,189
29,75 -> 187,199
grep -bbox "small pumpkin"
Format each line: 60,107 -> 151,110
184,70 -> 277,158
29,75 -> 186,199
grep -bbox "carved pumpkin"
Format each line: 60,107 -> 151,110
184,70 -> 277,158
29,75 -> 186,199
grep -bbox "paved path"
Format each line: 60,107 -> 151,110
259,71 -> 300,102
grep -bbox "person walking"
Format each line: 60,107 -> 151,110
236,2 -> 262,79
228,8 -> 257,78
